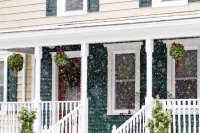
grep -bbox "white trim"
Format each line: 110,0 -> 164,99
112,50 -> 136,114
104,42 -> 142,115
31,55 -> 35,101
21,54 -> 26,102
57,0 -> 87,17
3,16 -> 200,49
152,0 -> 188,8
0,51 -> 8,102
51,51 -> 81,101
164,38 -> 200,99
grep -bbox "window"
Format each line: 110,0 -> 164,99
57,0 -> 87,17
175,50 -> 197,99
105,42 -> 142,115
152,0 -> 188,8
165,39 -> 200,99
114,52 -> 135,110
0,52 -> 8,103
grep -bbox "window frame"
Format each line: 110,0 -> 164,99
0,51 -> 8,103
104,42 -> 142,115
57,0 -> 87,17
152,0 -> 188,8
164,39 -> 200,99
112,50 -> 136,113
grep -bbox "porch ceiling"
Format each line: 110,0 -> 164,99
1,15 -> 200,49
4,48 -> 34,54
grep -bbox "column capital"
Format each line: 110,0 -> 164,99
145,39 -> 154,53
34,46 -> 42,59
81,43 -> 89,57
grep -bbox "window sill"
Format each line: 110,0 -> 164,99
107,109 -> 137,115
57,11 -> 87,17
152,0 -> 188,8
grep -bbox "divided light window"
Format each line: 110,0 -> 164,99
113,52 -> 135,111
175,50 -> 197,99
57,0 -> 87,17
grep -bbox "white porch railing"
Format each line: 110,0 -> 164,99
112,103 -> 152,133
0,102 -> 34,133
161,99 -> 200,133
40,101 -> 81,129
43,104 -> 83,133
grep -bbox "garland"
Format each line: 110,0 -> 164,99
8,53 -> 24,77
60,59 -> 80,87
169,42 -> 186,67
54,50 -> 68,67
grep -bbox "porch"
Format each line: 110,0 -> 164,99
1,15 -> 200,133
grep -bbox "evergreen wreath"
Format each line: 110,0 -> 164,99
170,42 -> 186,67
60,59 -> 80,87
54,50 -> 68,67
8,53 -> 24,77
147,95 -> 172,133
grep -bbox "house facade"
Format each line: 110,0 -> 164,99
0,0 -> 200,133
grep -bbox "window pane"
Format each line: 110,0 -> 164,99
175,80 -> 197,99
115,82 -> 135,109
115,53 -> 135,80
0,61 -> 4,84
66,0 -> 83,11
176,50 -> 197,78
0,86 -> 3,102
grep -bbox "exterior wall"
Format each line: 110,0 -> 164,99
0,0 -> 200,31
25,54 -> 32,101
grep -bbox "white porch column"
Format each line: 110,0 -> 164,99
145,39 -> 154,133
145,39 -> 154,104
34,46 -> 42,133
81,43 -> 89,133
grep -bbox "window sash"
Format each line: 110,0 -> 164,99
175,50 -> 198,99
113,52 -> 135,111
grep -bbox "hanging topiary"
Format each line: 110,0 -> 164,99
8,53 -> 24,77
147,95 -> 172,133
170,42 -> 186,67
54,50 -> 68,67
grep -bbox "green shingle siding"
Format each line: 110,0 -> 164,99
152,40 -> 167,99
88,44 -> 130,133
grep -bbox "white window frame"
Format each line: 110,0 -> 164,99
57,0 -> 87,17
164,38 -> 200,99
0,51 -> 8,103
152,0 -> 188,8
104,42 -> 142,115
51,51 -> 81,101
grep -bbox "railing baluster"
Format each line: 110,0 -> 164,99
189,100 -> 191,133
193,100 -> 196,133
183,100 -> 186,133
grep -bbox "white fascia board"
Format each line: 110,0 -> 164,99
1,17 -> 200,49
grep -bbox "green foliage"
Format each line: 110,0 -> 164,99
18,107 -> 37,133
170,42 -> 186,61
54,50 -> 68,67
8,53 -> 24,71
147,95 -> 171,133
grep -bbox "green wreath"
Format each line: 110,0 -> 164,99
8,53 -> 24,77
170,42 -> 186,61
54,50 -> 68,67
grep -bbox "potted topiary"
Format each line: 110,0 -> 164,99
8,53 -> 24,77
18,107 -> 36,133
147,95 -> 172,133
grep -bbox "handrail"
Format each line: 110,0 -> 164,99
45,104 -> 83,133
113,102 -> 152,133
